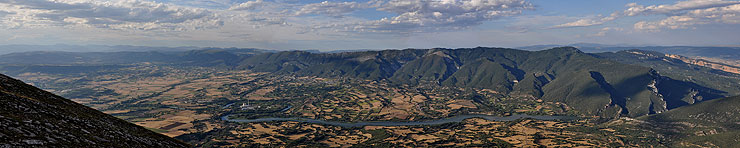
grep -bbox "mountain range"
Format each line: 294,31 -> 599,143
237,47 -> 740,118
520,43 -> 740,63
2,47 -> 737,118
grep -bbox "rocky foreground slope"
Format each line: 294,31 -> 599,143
0,73 -> 188,147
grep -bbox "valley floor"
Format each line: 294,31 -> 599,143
9,64 -> 731,147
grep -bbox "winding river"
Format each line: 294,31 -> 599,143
221,114 -> 578,127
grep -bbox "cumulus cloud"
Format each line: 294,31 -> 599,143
294,1 -> 368,17
591,27 -> 623,36
624,0 -> 740,16
230,14 -> 289,28
629,1 -> 740,31
311,0 -> 533,33
379,0 -> 531,28
0,0 -> 536,36
553,0 -> 740,31
551,12 -> 618,28
229,0 -> 264,11
0,0 -> 223,31
166,0 -> 232,8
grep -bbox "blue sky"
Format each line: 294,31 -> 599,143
0,0 -> 739,51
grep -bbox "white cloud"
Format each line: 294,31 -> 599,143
551,12 -> 618,28
378,0 -> 532,28
230,13 -> 289,27
165,0 -> 232,9
634,16 -> 701,32
591,27 -> 623,36
630,1 -> 740,31
229,0 -> 264,11
0,0 -> 536,40
11,0 -> 737,49
624,0 -> 740,16
553,0 -> 740,31
0,0 -> 223,31
294,1 -> 368,17
311,0 -> 533,33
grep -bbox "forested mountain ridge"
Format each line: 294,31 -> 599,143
237,47 -> 729,117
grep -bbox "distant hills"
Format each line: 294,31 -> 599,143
0,44 -> 207,55
0,73 -> 188,147
1,46 -> 738,119
0,48 -> 269,75
519,43 -> 740,62
0,47 -> 270,65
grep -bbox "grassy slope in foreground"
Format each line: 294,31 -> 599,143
0,73 -> 189,147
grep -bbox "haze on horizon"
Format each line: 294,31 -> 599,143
1,0 -> 739,51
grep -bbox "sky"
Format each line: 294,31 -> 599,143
0,0 -> 739,51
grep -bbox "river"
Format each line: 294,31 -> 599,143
221,114 -> 578,127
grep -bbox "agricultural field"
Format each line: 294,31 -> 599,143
180,118 -> 659,147
9,64 -> 657,147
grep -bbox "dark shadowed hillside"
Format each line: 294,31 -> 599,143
594,50 -> 740,109
635,96 -> 740,147
0,73 -> 188,147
